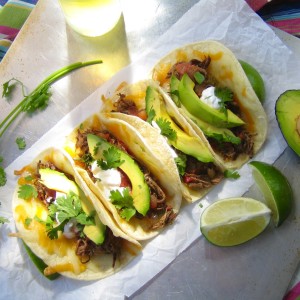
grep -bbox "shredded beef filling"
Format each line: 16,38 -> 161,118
208,127 -> 255,161
31,160 -> 122,266
76,228 -> 122,266
167,58 -> 255,161
113,93 -> 141,116
35,161 -> 59,207
143,170 -> 177,230
76,129 -> 177,231
183,155 -> 223,189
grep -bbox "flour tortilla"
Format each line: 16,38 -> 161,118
101,79 -> 225,203
12,147 -> 141,281
64,113 -> 182,240
151,40 -> 268,169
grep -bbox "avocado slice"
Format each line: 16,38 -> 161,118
39,168 -> 106,245
23,241 -> 60,280
170,75 -> 241,144
170,74 -> 180,106
178,73 -> 245,128
87,134 -> 150,216
181,106 -> 241,145
275,90 -> 300,156
145,85 -> 215,163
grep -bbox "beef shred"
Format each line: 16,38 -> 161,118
76,228 -> 122,267
76,129 -> 177,231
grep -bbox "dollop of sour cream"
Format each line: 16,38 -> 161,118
200,86 -> 221,109
63,218 -> 79,239
91,161 -> 125,198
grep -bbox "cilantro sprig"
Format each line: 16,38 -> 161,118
215,87 -> 233,116
97,145 -> 124,170
155,118 -> 177,141
210,132 -> 241,145
18,184 -> 38,200
175,153 -> 187,176
0,216 -> 9,224
0,60 -> 102,139
16,136 -> 26,150
110,188 -> 136,221
36,192 -> 95,240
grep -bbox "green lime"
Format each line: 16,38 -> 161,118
249,161 -> 293,227
239,60 -> 266,103
200,197 -> 271,247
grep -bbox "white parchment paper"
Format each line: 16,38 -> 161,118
1,0 -> 300,299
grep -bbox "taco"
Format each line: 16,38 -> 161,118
151,40 -> 268,169
64,113 -> 182,240
11,147 -> 141,281
101,79 -> 225,203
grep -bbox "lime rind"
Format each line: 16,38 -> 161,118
249,161 -> 293,227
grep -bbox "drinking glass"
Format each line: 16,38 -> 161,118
58,0 -> 122,37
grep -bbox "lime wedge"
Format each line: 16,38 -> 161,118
239,60 -> 266,103
249,161 -> 293,227
200,197 -> 271,247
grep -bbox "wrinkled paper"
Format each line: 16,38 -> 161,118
1,0 -> 300,299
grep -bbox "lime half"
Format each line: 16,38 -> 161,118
249,161 -> 293,227
200,197 -> 271,247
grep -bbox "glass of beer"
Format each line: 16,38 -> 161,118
58,0 -> 122,37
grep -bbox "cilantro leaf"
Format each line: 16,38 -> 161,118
175,153 -> 187,176
81,153 -> 94,166
24,175 -> 34,182
34,215 -> 54,233
194,72 -> 205,85
47,220 -> 68,240
119,207 -> 136,221
0,167 -> 6,187
210,132 -> 241,145
2,78 -> 26,99
215,87 -> 233,116
16,136 -> 26,150
110,188 -> 136,221
0,201 -> 9,224
0,216 -> 9,224
224,169 -> 240,179
156,118 -> 177,141
46,192 -> 96,239
97,146 -> 124,170
49,192 -> 82,223
147,106 -> 156,123
76,212 -> 95,225
18,184 -> 38,200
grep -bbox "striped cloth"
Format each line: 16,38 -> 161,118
257,0 -> 300,37
0,0 -> 37,60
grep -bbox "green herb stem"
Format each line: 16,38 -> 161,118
0,60 -> 103,139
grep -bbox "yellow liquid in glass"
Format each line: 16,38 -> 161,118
59,0 -> 122,37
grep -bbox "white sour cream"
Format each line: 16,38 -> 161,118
63,218 -> 79,239
200,86 -> 221,109
91,161 -> 125,198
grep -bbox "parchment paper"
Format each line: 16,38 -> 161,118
1,0 -> 300,299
